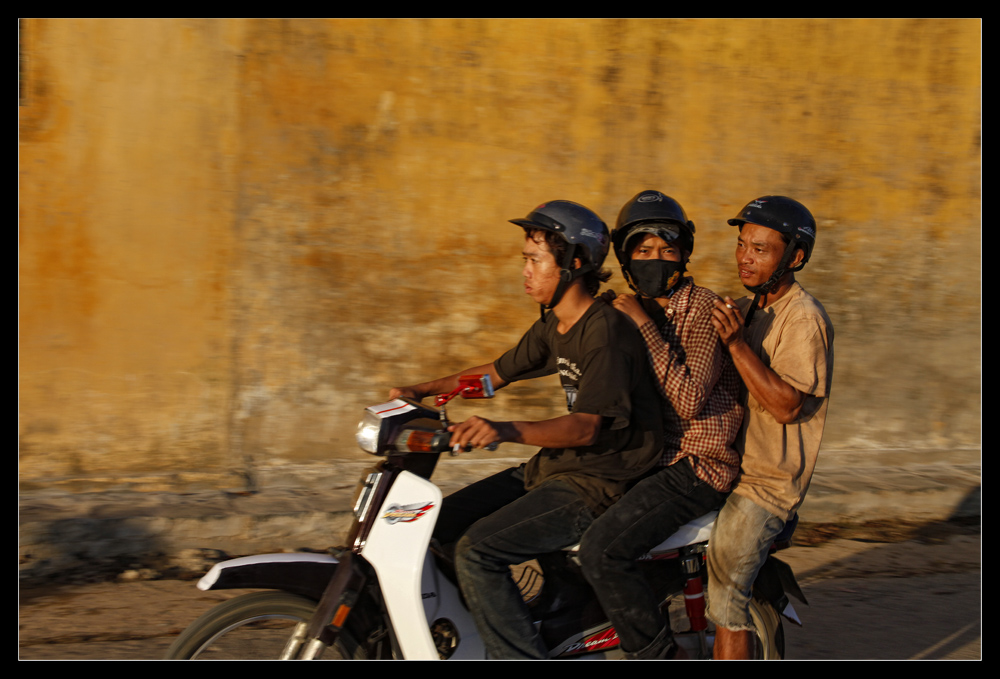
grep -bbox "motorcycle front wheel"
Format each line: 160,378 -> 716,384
165,591 -> 369,660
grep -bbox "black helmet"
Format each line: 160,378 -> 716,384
509,200 -> 610,270
728,195 -> 816,267
611,190 -> 696,266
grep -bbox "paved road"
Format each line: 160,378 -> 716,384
784,571 -> 980,660
778,532 -> 980,660
19,527 -> 980,660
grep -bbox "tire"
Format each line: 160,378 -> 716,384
165,591 -> 368,660
668,587 -> 785,659
747,594 -> 785,659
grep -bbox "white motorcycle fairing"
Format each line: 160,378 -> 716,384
362,468 -> 486,659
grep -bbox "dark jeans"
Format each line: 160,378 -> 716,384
577,462 -> 725,658
435,465 -> 596,659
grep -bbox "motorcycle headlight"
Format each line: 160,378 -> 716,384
355,411 -> 383,454
355,398 -> 442,456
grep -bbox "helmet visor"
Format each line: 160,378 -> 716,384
509,210 -> 566,235
622,222 -> 684,257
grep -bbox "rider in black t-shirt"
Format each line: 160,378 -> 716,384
389,200 -> 663,659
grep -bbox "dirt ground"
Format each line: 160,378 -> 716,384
19,520 -> 981,660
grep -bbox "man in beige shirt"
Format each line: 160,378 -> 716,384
709,195 -> 834,659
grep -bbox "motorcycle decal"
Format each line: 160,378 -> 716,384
636,551 -> 681,562
381,501 -> 435,524
563,627 -> 620,654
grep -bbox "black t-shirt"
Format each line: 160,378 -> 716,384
494,300 -> 664,513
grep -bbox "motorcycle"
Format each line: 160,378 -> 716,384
165,375 -> 806,660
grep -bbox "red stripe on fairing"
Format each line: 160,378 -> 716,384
372,402 -> 413,415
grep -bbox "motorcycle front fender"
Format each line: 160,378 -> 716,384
197,552 -> 342,601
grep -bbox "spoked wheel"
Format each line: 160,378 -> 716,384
165,591 -> 367,660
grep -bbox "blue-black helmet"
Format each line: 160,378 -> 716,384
728,195 -> 816,267
509,200 -> 610,271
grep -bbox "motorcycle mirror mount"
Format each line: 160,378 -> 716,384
433,374 -> 495,407
433,374 -> 495,433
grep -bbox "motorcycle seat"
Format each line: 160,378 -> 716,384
564,510 -> 719,556
564,509 -> 798,557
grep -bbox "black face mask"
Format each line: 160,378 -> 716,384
629,259 -> 685,298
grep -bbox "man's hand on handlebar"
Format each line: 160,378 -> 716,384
447,416 -> 511,453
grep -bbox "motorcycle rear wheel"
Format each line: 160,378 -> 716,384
671,591 -> 784,659
747,594 -> 785,659
165,591 -> 367,659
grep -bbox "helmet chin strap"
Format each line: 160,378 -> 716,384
540,244 -> 592,320
742,237 -> 800,328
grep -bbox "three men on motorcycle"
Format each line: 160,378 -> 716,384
390,200 -> 666,659
390,194 -> 832,660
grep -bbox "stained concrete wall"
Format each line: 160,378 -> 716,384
19,19 -> 981,493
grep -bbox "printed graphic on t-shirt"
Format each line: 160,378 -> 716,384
557,356 -> 582,412
557,356 -> 581,381
563,385 -> 578,412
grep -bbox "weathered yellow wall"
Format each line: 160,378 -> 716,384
19,19 -> 981,492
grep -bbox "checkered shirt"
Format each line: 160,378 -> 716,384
636,278 -> 743,492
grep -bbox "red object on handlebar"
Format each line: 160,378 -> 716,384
434,374 -> 495,406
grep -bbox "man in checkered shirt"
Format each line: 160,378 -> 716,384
578,190 -> 742,660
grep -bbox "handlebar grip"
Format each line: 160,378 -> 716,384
432,431 -> 453,454
444,435 -> 499,455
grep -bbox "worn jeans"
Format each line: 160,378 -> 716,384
706,492 -> 785,631
435,465 -> 596,659
577,462 -> 725,658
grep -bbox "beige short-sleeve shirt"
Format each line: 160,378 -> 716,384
732,282 -> 834,520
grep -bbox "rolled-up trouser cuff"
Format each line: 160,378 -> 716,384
706,493 -> 785,630
623,625 -> 677,660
